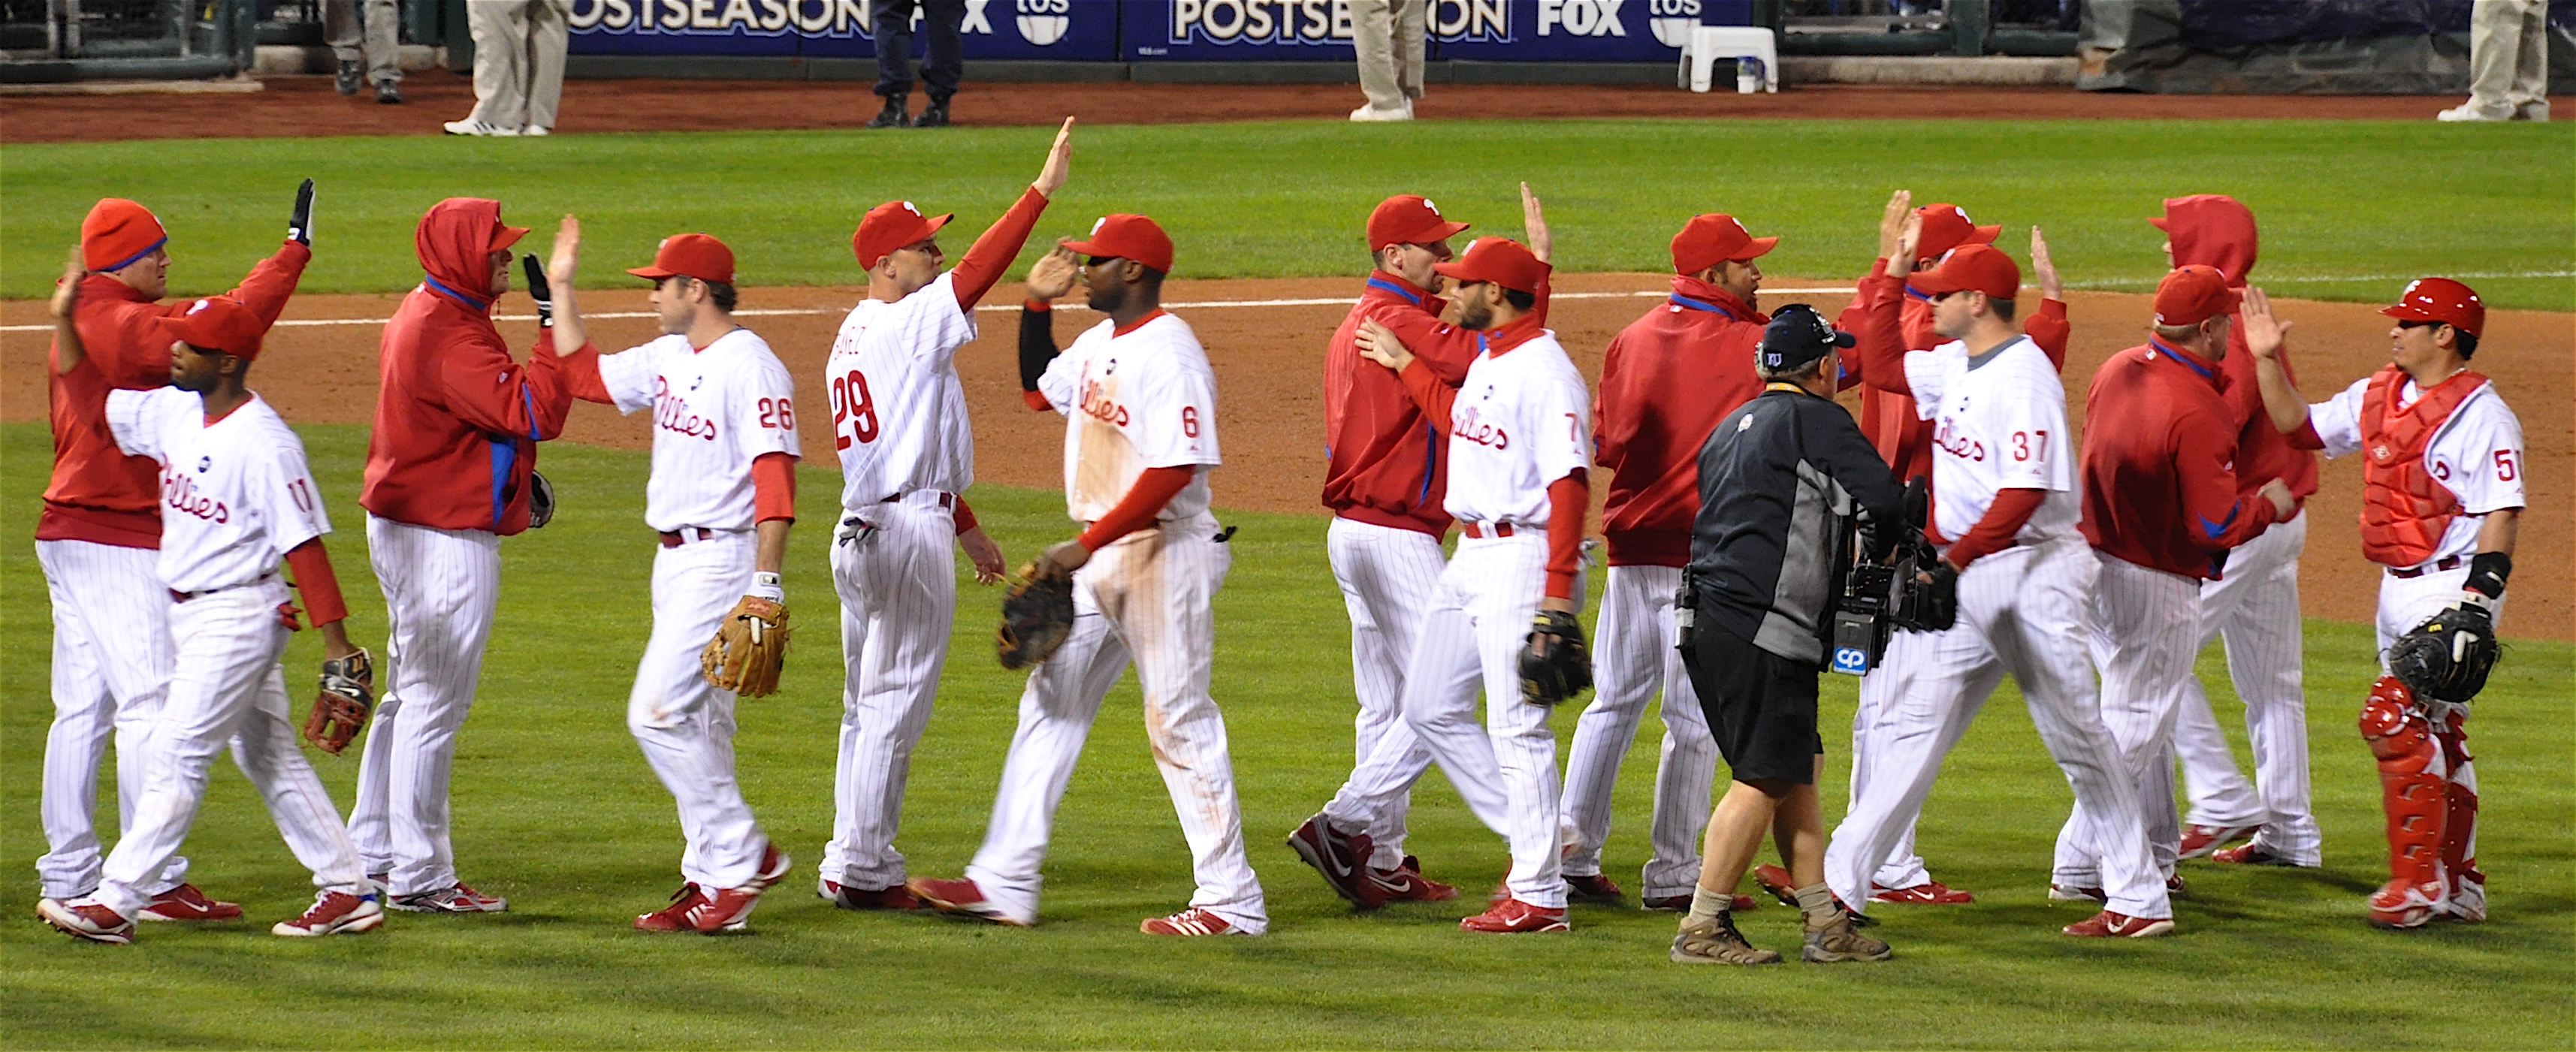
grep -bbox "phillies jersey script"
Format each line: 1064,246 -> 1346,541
598,328 -> 802,529
1905,335 -> 2079,543
826,270 -> 980,503
1444,332 -> 1590,526
1034,312 -> 1222,520
105,388 -> 328,593
2308,375 -> 2524,566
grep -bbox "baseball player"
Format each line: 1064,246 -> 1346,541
349,197 -> 578,915
1290,188 -> 1552,910
39,296 -> 381,943
1557,212 -> 1779,912
545,224 -> 802,933
2050,265 -> 2294,894
35,191 -> 314,924
2149,195 -> 2324,867
812,120 -> 1070,911
909,214 -> 1268,936
2240,278 -> 2522,929
1808,194 -> 2072,908
1348,234 -> 1592,934
1829,242 -> 2173,938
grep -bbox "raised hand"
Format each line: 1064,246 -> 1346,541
2031,226 -> 2062,300
50,246 -> 87,375
1877,189 -> 1913,261
1521,181 -> 1551,264
2239,285 -> 2293,361
1895,209 -> 1923,267
1034,116 -> 1074,197
1354,318 -> 1416,372
545,216 -> 586,356
1025,241 -> 1081,300
521,254 -> 554,327
546,215 -> 582,288
288,179 -> 316,247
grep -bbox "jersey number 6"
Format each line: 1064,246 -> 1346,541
831,369 -> 880,451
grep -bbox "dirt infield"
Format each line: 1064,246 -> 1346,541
5,274 -> 2564,638
5,75 -> 2544,143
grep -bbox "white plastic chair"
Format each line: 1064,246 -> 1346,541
1677,26 -> 1779,94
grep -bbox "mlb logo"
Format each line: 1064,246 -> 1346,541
1832,647 -> 1870,675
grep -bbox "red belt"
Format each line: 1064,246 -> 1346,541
1460,521 -> 1518,539
2389,556 -> 2463,579
658,527 -> 717,548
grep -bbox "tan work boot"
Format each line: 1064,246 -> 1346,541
1802,909 -> 1892,963
1672,912 -> 1783,965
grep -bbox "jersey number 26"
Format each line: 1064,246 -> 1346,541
830,369 -> 879,451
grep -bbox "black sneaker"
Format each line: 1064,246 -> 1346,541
375,80 -> 403,104
335,59 -> 363,96
916,94 -> 952,128
866,92 -> 911,128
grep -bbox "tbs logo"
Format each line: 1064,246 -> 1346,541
1016,0 -> 1068,46
1832,647 -> 1870,674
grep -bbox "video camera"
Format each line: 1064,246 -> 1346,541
1830,478 -> 1957,676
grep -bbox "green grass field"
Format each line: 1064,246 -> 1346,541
4,119 -> 2571,309
3,420 -> 2571,1049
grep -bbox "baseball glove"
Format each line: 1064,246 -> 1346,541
302,648 -> 374,755
1520,609 -> 1593,707
701,595 -> 792,697
996,561 -> 1077,670
2387,602 -> 2500,704
527,471 -> 555,529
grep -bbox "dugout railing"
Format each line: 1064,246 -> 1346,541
1,0 -> 256,82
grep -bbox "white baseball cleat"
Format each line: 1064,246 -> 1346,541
1348,103 -> 1412,122
272,891 -> 384,937
1140,907 -> 1247,936
442,119 -> 521,137
522,125 -> 551,137
388,883 -> 508,913
2435,102 -> 2510,122
39,897 -> 135,944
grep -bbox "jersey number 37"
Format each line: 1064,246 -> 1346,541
830,369 -> 879,451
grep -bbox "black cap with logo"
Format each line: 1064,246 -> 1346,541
1758,303 -> 1857,371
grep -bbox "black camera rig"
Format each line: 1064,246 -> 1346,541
1830,478 -> 1957,676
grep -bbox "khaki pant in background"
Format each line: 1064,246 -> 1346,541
1353,0 -> 1426,114
325,0 -> 403,85
2467,0 -> 2550,119
467,0 -> 572,131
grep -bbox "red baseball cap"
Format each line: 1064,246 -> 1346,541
1910,243 -> 2021,300
1914,203 -> 2001,262
2380,276 -> 2484,338
1670,213 -> 1777,275
83,198 -> 168,273
628,234 -> 735,285
852,200 -> 953,270
2152,265 -> 2242,327
1434,236 -> 1547,294
160,296 -> 266,360
1064,214 -> 1173,274
1367,194 -> 1470,252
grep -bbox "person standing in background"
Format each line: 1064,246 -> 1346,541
1351,0 -> 1426,122
867,1 -> 967,129
444,0 -> 572,137
2440,0 -> 2549,122
325,0 -> 402,104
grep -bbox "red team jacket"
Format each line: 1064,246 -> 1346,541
1321,270 -> 1549,536
1593,276 -> 1769,566
2159,194 -> 2321,514
2079,337 -> 2279,579
361,200 -> 575,535
41,240 -> 312,550
1841,258 -> 2069,488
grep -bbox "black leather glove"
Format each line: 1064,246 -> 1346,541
521,254 -> 553,327
288,179 -> 315,247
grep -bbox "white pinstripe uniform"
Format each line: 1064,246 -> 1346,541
89,388 -> 368,918
1386,328 -> 1591,910
817,270 -> 980,894
964,311 -> 1266,930
1824,335 -> 2169,921
596,327 -> 802,892
2167,511 -> 2319,864
1557,562 -> 1714,900
36,540 -> 184,900
349,519 -> 502,894
1317,515 -> 1445,870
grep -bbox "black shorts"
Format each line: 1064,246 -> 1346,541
1682,623 -> 1824,785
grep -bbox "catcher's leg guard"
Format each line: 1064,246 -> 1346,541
2360,677 -> 2445,930
2435,713 -> 2484,922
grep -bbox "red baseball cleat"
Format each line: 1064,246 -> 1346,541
685,885 -> 765,933
2061,910 -> 2174,938
2049,883 -> 2108,903
138,883 -> 243,921
38,897 -> 134,944
1364,856 -> 1457,903
1286,815 -> 1379,908
388,883 -> 507,913
2212,843 -> 2298,867
1140,907 -> 1244,936
746,843 -> 793,891
820,879 -> 921,911
2177,822 -> 2263,860
271,891 -> 383,937
2367,878 -> 2444,930
907,876 -> 1033,927
1869,881 -> 1974,905
1752,864 -> 1798,907
636,884 -> 707,932
1460,897 -> 1569,933
1564,872 -> 1624,903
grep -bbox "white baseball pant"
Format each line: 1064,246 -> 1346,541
94,580 -> 367,918
630,529 -> 771,891
36,539 -> 186,900
2056,552 -> 2202,885
1851,629 -> 1938,890
350,517 -> 502,896
1395,530 -> 1574,909
2169,511 -> 2318,864
1318,516 -> 1442,870
820,493 -> 958,891
1826,539 -> 2169,919
1557,563 -> 1714,900
963,514 -> 1267,931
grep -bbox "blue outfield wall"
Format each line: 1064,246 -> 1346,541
564,0 -> 1754,62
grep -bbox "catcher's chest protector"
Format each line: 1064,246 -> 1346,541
2357,366 -> 2485,568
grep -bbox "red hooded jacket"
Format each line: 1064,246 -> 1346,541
2158,194 -> 2321,511
360,199 -> 574,534
1594,276 -> 1768,566
1321,270 -> 1549,536
2079,337 -> 2279,579
40,240 -> 310,548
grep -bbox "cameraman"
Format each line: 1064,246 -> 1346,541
1672,306 -> 1904,966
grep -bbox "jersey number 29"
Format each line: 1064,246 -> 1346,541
831,369 -> 879,451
